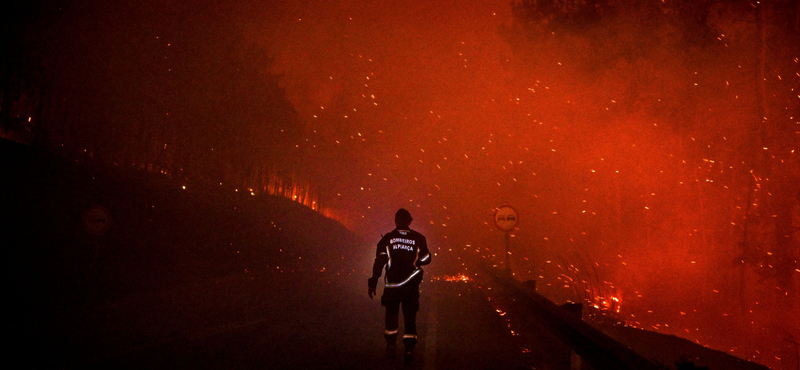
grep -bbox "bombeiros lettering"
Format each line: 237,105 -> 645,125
389,238 -> 415,245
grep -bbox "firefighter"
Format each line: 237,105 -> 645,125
368,208 -> 431,366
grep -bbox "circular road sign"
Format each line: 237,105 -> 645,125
83,205 -> 111,236
494,205 -> 518,232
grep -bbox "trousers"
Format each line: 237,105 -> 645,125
381,282 -> 420,350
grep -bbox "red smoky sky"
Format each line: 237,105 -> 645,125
249,0 -> 519,240
12,1 -> 798,367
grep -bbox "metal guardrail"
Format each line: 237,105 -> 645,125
484,267 -> 665,370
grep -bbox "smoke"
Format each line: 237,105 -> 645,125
4,0 -> 797,367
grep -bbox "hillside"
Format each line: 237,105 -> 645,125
2,138 -> 367,368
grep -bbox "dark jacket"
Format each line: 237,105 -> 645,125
371,228 -> 431,288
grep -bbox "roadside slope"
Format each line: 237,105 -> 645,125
3,139 -> 366,368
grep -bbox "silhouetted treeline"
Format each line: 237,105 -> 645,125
1,0 -> 323,211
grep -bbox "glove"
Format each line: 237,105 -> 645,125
368,277 -> 378,299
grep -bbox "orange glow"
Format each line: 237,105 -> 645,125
443,273 -> 472,283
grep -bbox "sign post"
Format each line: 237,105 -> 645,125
83,205 -> 111,261
83,205 -> 111,236
493,205 -> 518,272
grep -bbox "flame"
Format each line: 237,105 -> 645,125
443,273 -> 472,283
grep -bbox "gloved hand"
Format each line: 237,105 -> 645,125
368,277 -> 378,299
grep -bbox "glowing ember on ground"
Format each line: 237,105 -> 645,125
438,274 -> 472,283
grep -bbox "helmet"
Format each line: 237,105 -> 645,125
395,208 -> 413,226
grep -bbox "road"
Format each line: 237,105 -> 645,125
75,265 -> 531,370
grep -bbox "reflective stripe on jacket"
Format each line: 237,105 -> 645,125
371,228 -> 431,288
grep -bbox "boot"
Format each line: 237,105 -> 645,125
403,350 -> 414,366
385,333 -> 397,359
403,336 -> 417,366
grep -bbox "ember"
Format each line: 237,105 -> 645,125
3,0 -> 797,368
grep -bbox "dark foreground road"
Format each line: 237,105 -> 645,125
74,265 -> 530,370
3,140 -> 529,370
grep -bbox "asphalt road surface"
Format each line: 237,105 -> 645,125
76,265 -> 531,370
